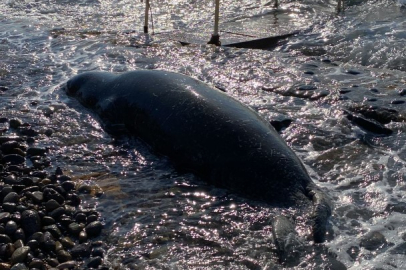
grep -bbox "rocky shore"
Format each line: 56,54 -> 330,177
0,118 -> 107,269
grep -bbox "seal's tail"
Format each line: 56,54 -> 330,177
307,184 -> 333,243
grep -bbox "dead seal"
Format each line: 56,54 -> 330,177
65,70 -> 332,243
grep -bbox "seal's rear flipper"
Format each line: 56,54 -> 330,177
307,184 -> 333,243
272,216 -> 304,267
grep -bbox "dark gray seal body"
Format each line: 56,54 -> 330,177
66,70 -> 332,243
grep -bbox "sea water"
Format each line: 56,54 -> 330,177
1,0 -> 405,269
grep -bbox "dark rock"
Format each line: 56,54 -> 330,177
11,246 -> 30,264
87,256 -> 102,268
45,199 -> 61,212
43,188 -> 64,205
40,232 -> 56,252
389,242 -> 406,254
57,249 -> 72,263
85,221 -> 103,238
59,237 -> 75,249
0,234 -> 12,244
26,240 -> 39,250
42,216 -> 56,226
61,181 -> 75,193
391,99 -> 405,105
0,212 -> 10,223
25,191 -> 43,203
91,247 -> 104,257
56,261 -> 77,269
345,111 -> 393,135
21,210 -> 41,238
68,223 -> 84,236
2,154 -> 25,165
4,221 -> 18,235
399,89 -> 406,96
346,69 -> 361,75
46,258 -> 59,267
49,207 -> 66,219
74,213 -> 86,224
13,229 -> 25,242
78,230 -> 87,243
58,175 -> 72,182
360,231 -> 387,250
9,263 -> 28,270
0,262 -> 11,270
70,243 -> 91,259
3,192 -> 19,203
43,225 -> 62,239
9,119 -> 22,129
298,85 -> 317,91
26,148 -> 47,157
28,258 -> 45,269
19,128 -> 38,137
2,203 -> 16,213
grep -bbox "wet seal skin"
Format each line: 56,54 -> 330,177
65,70 -> 332,246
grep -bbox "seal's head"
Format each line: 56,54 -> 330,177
65,72 -> 116,108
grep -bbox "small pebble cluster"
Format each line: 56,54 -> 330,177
0,118 -> 107,269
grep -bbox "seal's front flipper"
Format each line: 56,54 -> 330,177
272,216 -> 304,267
307,184 -> 333,243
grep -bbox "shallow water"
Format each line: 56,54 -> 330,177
1,0 -> 406,269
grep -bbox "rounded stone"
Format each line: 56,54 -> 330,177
9,263 -> 28,270
60,237 -> 75,249
4,220 -> 18,235
57,249 -> 72,263
360,231 -> 387,250
2,203 -> 16,213
0,212 -> 10,223
2,154 -> 25,165
87,256 -> 103,269
85,221 -> 103,238
44,199 -> 61,212
3,192 -> 19,203
0,234 -> 12,244
21,210 -> 41,238
11,246 -> 30,264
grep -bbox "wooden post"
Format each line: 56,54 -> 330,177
208,0 -> 221,45
144,0 -> 150,33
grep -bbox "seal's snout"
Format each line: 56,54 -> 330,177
66,76 -> 80,96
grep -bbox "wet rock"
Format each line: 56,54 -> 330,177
2,154 -> 25,165
399,89 -> 406,96
0,234 -> 12,244
346,69 -> 361,75
391,99 -> 405,105
0,212 -> 10,223
270,118 -> 293,133
40,232 -> 56,252
49,207 -> 66,219
4,220 -> 18,235
91,247 -> 104,257
85,221 -> 103,238
2,203 -> 16,213
87,256 -> 103,268
348,105 -> 402,124
42,216 -> 56,226
43,225 -> 62,239
25,191 -> 43,203
68,223 -> 84,236
45,199 -> 61,212
78,230 -> 87,243
345,111 -> 393,135
9,263 -> 28,270
56,261 -> 77,269
61,181 -> 75,193
360,231 -> 387,250
57,249 -> 72,263
43,188 -> 64,205
28,259 -> 45,269
11,246 -> 30,264
13,229 -> 25,242
70,243 -> 91,259
26,239 -> 39,250
60,237 -> 75,249
389,242 -> 406,254
26,147 -> 47,157
3,192 -> 19,203
21,210 -> 41,238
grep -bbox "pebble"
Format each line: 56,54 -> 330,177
0,131 -> 105,268
10,246 -> 30,264
21,210 -> 41,238
85,221 -> 103,238
360,231 -> 387,250
87,256 -> 103,268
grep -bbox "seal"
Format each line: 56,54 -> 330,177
65,70 -> 332,243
